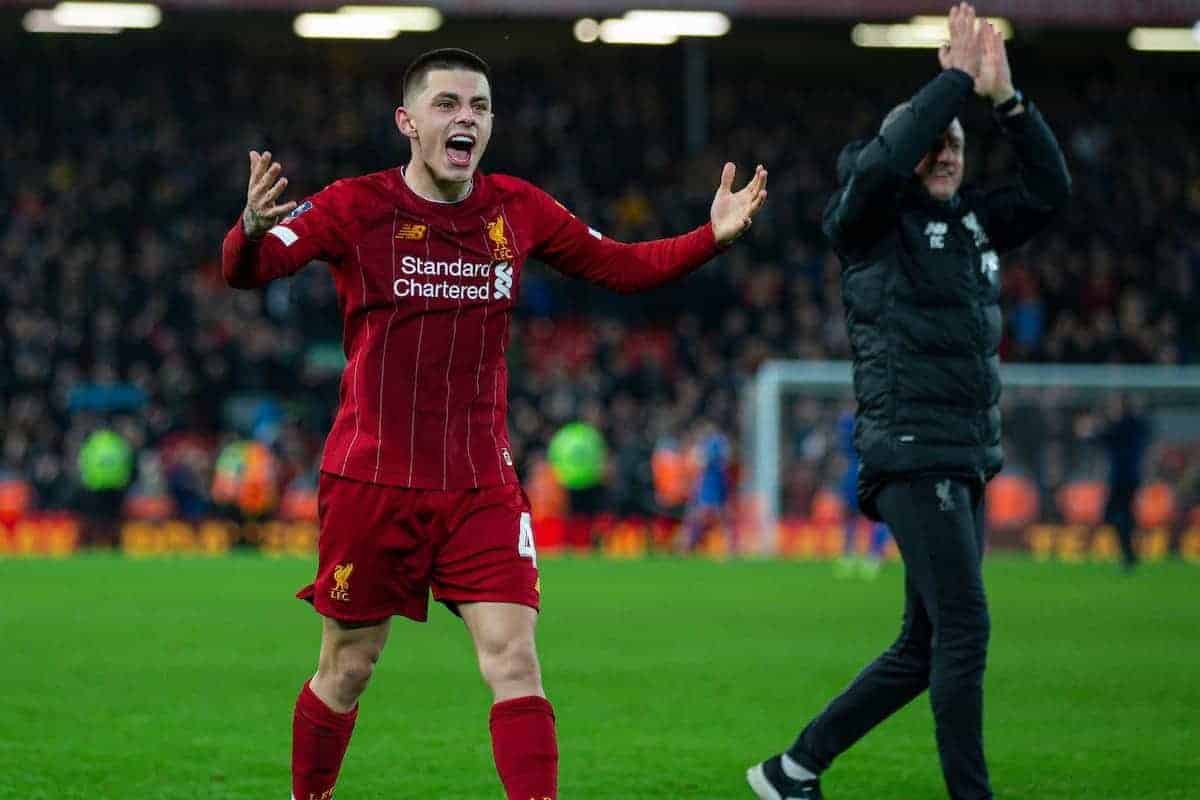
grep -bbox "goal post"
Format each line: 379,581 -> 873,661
744,360 -> 1200,556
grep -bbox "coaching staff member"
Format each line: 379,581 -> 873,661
748,5 -> 1070,799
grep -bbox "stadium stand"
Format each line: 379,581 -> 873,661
2,33 -> 1198,541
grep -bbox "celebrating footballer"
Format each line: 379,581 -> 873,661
222,47 -> 767,800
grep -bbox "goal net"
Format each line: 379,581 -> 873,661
741,361 -> 1200,562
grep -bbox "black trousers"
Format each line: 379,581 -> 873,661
789,475 -> 993,800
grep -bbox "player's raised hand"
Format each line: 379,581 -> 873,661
710,162 -> 768,246
938,3 -> 983,81
975,22 -> 1015,103
242,150 -> 298,239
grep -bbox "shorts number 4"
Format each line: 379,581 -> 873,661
518,511 -> 537,566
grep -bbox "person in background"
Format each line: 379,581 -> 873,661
681,422 -> 735,555
1077,393 -> 1152,572
76,427 -> 134,546
547,418 -> 609,551
833,409 -> 891,580
162,435 -> 214,522
212,438 -> 281,527
652,433 -> 693,519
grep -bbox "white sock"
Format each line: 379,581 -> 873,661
781,754 -> 818,782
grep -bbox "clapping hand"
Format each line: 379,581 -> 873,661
937,4 -> 1016,105
938,3 -> 983,83
974,20 -> 1016,105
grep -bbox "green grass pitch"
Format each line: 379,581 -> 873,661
2,555 -> 1197,799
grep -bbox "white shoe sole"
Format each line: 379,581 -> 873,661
746,763 -> 782,800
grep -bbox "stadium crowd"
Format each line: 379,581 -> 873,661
3,40 -> 1199,536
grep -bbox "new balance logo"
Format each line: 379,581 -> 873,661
936,480 -> 955,512
394,222 -> 427,240
494,262 -> 513,300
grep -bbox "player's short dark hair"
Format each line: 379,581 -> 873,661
402,48 -> 491,105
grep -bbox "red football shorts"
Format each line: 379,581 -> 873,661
297,472 -> 541,623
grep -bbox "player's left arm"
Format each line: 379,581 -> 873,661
532,163 -> 767,294
972,26 -> 1071,254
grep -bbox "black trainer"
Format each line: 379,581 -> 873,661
746,755 -> 823,800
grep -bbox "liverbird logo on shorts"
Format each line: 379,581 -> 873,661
330,563 -> 354,602
486,215 -> 515,261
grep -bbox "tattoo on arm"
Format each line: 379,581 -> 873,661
243,206 -> 269,238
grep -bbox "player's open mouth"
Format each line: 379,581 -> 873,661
446,134 -> 475,167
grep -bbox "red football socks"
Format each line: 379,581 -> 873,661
292,680 -> 358,800
489,695 -> 559,800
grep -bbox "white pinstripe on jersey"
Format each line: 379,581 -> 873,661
340,244 -> 369,475
479,214 -> 506,483
442,220 -> 464,490
406,221 -> 431,486
374,209 -> 401,483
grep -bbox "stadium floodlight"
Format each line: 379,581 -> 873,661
909,15 -> 1012,39
578,9 -> 729,45
573,18 -> 600,43
294,11 -> 401,39
294,6 -> 440,39
22,9 -> 121,33
622,10 -> 731,37
25,1 -> 160,31
853,16 -> 1011,48
598,18 -> 678,45
1127,25 -> 1200,52
51,2 -> 160,28
852,22 -> 940,48
336,6 -> 442,32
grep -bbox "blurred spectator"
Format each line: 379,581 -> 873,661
681,422 -> 735,554
833,409 -> 890,580
76,428 -> 134,545
1078,395 -> 1153,571
547,418 -> 608,550
211,439 -> 280,525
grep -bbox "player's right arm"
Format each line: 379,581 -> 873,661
221,150 -> 345,289
823,3 -> 981,247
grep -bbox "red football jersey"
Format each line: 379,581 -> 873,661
223,168 -> 720,490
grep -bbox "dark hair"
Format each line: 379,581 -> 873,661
402,48 -> 491,105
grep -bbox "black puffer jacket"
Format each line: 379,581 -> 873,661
823,69 -> 1071,517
